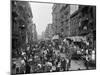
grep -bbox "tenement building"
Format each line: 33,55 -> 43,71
52,4 -> 79,38
78,5 -> 96,49
12,1 -> 33,54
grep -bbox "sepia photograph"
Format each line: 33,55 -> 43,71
11,0 -> 96,74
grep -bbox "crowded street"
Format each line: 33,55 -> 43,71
12,38 -> 96,74
12,1 -> 96,75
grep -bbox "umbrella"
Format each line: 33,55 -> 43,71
46,62 -> 52,66
52,35 -> 59,40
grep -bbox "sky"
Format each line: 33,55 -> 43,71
29,2 -> 53,35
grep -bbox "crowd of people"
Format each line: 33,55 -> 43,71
12,38 -> 96,75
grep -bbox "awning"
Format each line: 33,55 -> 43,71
66,36 -> 86,42
66,36 -> 89,45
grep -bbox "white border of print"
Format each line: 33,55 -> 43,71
0,0 -> 99,75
